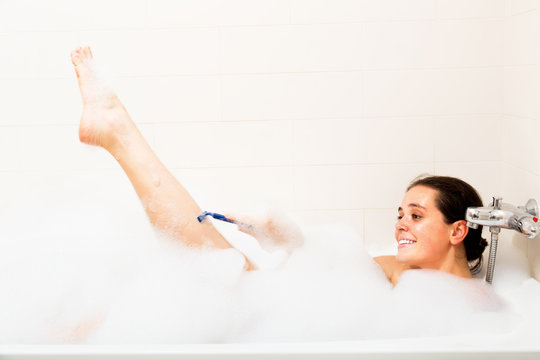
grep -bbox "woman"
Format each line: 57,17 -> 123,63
375,176 -> 487,286
70,46 -> 487,282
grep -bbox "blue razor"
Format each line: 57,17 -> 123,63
197,211 -> 253,231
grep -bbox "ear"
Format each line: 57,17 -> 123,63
449,220 -> 469,245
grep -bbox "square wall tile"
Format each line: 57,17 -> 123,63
0,32 -> 79,79
0,78 -> 81,126
437,0 -> 504,18
2,0 -> 146,31
293,163 -> 433,210
148,0 -> 290,27
503,67 -> 540,119
363,20 -> 502,69
500,163 -> 540,205
153,121 -> 293,168
435,116 -> 502,162
364,68 -> 501,117
222,72 -> 363,121
113,76 -> 221,124
503,9 -> 540,65
293,117 -> 434,165
501,117 -> 540,174
291,0 -> 436,23
221,24 -> 364,74
171,166 -> 295,212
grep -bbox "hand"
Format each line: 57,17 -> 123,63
226,212 -> 304,252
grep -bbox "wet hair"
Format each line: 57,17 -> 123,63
407,175 -> 488,274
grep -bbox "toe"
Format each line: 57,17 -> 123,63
71,46 -> 93,65
82,46 -> 93,60
71,51 -> 81,66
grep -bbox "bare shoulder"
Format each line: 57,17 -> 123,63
373,256 -> 412,286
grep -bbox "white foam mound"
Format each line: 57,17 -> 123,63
0,178 -> 534,344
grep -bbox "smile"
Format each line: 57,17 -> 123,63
398,239 -> 416,248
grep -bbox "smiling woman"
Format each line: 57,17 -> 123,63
374,175 -> 488,286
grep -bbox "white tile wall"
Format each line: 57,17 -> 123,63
434,161 -> 503,204
0,32 -> 79,79
364,208 -> 398,256
293,117 -> 434,165
501,164 -> 540,205
148,0 -> 290,28
1,0 -> 146,31
503,9 -> 540,65
293,209 -> 364,241
0,79 -> 81,125
434,116 -> 502,162
153,120 -> 293,168
290,0 -> 437,23
0,126 -> 19,171
501,116 -> 540,174
503,66 -> 540,119
437,0 -> 504,19
113,76 -> 222,123
85,29 -> 221,77
221,24 -> 364,74
221,72 -> 363,121
293,163 -> 433,210
14,125 -> 115,171
171,167 -> 295,212
362,20 -> 502,69
364,68 -> 501,117
503,3 -> 540,279
507,0 -> 540,16
0,4 -> 7,34
1,0 -> 534,278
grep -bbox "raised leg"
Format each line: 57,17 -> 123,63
70,46 -> 231,249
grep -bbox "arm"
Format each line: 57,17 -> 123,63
374,256 -> 412,287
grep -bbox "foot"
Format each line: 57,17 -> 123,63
71,46 -> 134,151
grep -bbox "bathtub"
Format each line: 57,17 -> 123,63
1,339 -> 540,359
1,253 -> 539,360
1,178 -> 539,360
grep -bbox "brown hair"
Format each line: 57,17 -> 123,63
407,175 -> 488,274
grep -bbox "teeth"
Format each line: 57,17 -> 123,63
399,239 -> 416,245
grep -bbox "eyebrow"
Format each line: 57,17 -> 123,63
397,203 -> 427,211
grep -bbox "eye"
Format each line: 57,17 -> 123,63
412,214 -> 422,220
396,215 -> 403,220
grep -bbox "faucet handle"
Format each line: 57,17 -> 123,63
517,216 -> 539,239
492,196 -> 503,209
518,199 -> 539,217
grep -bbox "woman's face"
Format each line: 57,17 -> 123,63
394,185 -> 454,268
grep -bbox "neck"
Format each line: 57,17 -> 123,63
423,246 -> 472,279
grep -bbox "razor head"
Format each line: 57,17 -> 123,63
197,211 -> 212,222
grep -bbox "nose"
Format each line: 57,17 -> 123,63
395,217 -> 408,231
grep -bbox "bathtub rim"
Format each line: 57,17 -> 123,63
1,338 -> 540,359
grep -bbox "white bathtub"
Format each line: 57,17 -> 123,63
1,340 -> 540,360
1,177 -> 539,359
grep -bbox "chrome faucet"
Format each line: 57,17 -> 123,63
466,197 -> 539,284
466,198 -> 540,239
